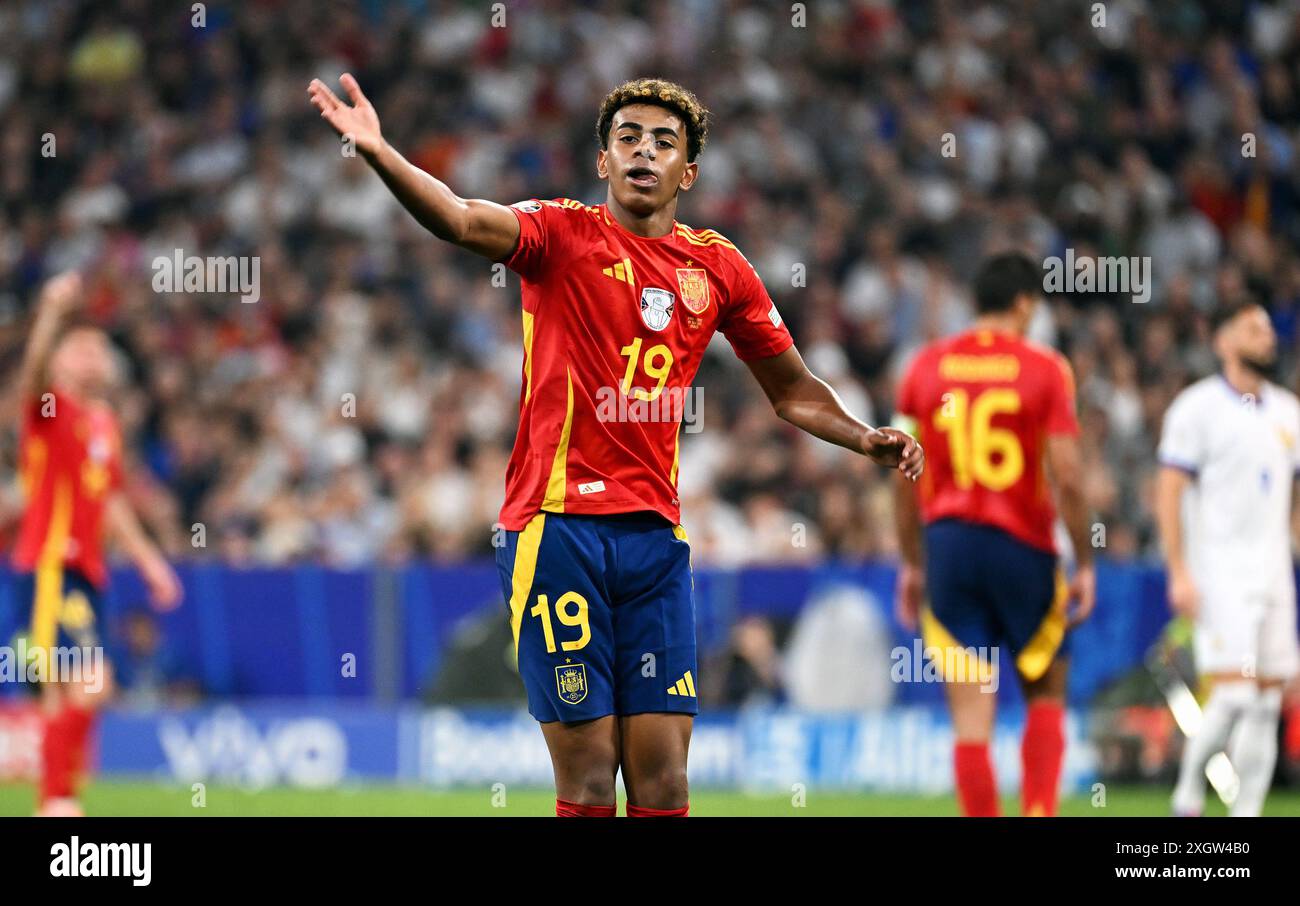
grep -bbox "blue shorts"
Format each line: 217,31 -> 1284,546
495,511 -> 698,723
922,519 -> 1068,683
4,567 -> 104,653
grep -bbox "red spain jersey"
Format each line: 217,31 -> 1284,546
11,390 -> 123,588
895,328 -> 1079,553
497,199 -> 793,530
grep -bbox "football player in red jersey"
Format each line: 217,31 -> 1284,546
5,272 -> 182,816
892,253 -> 1094,816
309,74 -> 923,816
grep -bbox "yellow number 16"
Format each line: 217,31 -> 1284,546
933,388 -> 1025,491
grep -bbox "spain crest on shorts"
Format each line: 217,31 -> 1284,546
639,287 -> 675,331
555,663 -> 588,704
675,268 -> 710,315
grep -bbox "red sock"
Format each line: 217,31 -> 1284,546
39,708 -> 73,803
1021,700 -> 1065,817
953,741 -> 999,816
38,704 -> 95,804
626,802 -> 688,817
555,798 -> 616,817
62,705 -> 95,789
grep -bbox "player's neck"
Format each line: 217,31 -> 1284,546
1222,360 -> 1265,397
52,379 -> 101,405
52,380 -> 86,401
972,315 -> 1024,338
605,193 -> 677,238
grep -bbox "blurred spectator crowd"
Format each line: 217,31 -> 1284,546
2,0 -> 1300,567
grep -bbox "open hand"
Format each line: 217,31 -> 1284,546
1067,564 -> 1096,628
141,554 -> 183,612
38,271 -> 83,318
308,73 -> 384,158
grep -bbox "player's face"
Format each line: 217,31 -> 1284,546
598,104 -> 698,215
1226,306 -> 1277,371
50,328 -> 117,396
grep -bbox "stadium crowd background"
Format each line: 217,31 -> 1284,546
1,0 -> 1298,570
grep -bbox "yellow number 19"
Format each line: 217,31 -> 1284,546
620,338 -> 674,401
530,591 -> 591,652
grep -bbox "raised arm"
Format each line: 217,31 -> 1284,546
307,73 -> 521,260
16,271 -> 82,404
744,345 -> 924,480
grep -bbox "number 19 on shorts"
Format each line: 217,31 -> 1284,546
530,591 -> 591,653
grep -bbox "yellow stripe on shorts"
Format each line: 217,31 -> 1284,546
508,514 -> 547,664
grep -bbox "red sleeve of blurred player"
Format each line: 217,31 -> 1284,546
716,250 -> 794,362
11,392 -> 120,588
895,352 -> 921,420
1042,352 -> 1080,437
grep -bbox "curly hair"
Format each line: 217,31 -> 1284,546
595,78 -> 710,162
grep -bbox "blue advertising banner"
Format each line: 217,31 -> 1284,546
39,702 -> 1099,794
0,561 -> 1191,708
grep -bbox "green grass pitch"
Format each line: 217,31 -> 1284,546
3,780 -> 1299,816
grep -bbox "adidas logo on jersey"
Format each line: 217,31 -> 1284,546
666,670 -> 696,697
602,258 -> 635,285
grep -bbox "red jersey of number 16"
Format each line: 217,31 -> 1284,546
895,328 -> 1080,554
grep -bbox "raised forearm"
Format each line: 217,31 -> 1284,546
363,143 -> 517,258
19,273 -> 81,400
365,142 -> 470,240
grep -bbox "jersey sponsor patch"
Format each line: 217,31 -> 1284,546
768,303 -> 782,328
639,287 -> 675,331
511,200 -> 542,213
577,480 -> 606,495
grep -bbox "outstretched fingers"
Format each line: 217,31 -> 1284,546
339,72 -> 369,108
307,78 -> 343,116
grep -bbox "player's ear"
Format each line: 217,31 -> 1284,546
678,161 -> 699,192
596,148 -> 610,181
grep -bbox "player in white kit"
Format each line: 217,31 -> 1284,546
1155,299 -> 1300,816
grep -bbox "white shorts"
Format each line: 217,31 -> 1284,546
1194,582 -> 1300,680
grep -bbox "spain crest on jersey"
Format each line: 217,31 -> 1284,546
639,287 -> 675,331
675,268 -> 710,315
555,663 -> 588,704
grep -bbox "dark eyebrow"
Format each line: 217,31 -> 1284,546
614,122 -> 680,138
